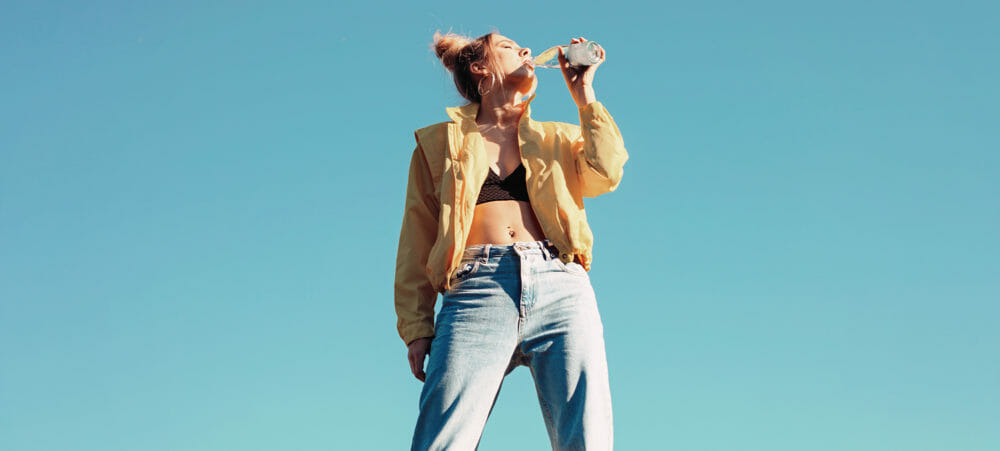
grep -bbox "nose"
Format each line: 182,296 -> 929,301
519,47 -> 531,58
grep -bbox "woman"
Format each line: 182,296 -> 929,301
395,30 -> 628,450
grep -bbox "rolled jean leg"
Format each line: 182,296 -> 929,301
523,259 -> 613,451
411,273 -> 520,451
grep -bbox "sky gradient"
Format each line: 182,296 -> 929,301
2,1 -> 998,450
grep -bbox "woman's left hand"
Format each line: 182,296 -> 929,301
557,37 -> 604,108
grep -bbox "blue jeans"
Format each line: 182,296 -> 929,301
411,239 -> 613,450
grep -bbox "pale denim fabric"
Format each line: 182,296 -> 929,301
411,239 -> 613,451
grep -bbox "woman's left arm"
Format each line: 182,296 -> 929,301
557,37 -> 602,109
558,38 -> 629,197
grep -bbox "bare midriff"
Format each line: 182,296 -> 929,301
466,200 -> 546,246
469,108 -> 546,246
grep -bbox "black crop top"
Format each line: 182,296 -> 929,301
476,163 -> 530,204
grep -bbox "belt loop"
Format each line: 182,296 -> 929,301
482,244 -> 491,260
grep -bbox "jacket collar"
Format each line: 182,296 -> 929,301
445,93 -> 538,134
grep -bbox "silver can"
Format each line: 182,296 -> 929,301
564,41 -> 602,67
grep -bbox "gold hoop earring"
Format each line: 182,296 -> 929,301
478,73 -> 496,97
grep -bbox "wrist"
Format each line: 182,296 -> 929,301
573,84 -> 597,108
575,88 -> 597,108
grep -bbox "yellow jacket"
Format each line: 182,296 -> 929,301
394,94 -> 628,345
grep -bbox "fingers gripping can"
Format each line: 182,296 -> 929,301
533,41 -> 603,68
564,41 -> 602,67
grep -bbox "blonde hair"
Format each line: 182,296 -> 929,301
431,30 -> 505,103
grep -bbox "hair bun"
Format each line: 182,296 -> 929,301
432,31 -> 471,72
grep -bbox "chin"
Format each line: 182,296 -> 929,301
511,65 -> 535,79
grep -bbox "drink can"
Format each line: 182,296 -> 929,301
564,41 -> 602,67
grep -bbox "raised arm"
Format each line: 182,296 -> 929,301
557,38 -> 629,197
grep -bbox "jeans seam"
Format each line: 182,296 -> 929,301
532,368 -> 557,444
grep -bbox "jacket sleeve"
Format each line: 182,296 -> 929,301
571,101 -> 629,197
394,141 -> 440,346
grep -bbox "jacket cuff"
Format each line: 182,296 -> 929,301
401,322 -> 436,346
578,101 -> 608,121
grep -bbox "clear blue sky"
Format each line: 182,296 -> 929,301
2,1 -> 998,450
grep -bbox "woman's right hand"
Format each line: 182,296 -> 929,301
407,337 -> 432,382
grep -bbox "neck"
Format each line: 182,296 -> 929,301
475,84 -> 531,128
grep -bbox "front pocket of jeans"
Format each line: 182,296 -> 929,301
450,260 -> 481,283
555,259 -> 588,277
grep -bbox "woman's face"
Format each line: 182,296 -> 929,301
490,34 -> 534,89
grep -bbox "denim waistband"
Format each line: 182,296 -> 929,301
461,239 -> 559,260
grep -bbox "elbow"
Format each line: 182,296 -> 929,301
579,156 -> 627,197
590,145 -> 629,183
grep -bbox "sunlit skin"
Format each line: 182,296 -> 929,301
467,34 -> 545,246
408,34 -> 607,382
467,34 -> 605,246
